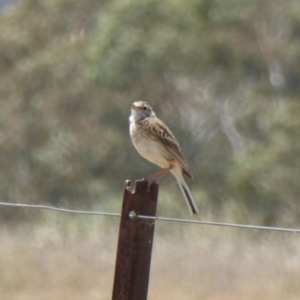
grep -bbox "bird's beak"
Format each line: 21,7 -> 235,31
129,103 -> 137,110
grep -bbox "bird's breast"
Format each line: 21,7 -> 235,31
130,122 -> 170,168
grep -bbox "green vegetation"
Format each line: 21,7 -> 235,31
1,0 -> 300,298
1,0 -> 299,225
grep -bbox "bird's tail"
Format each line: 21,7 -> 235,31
176,175 -> 199,215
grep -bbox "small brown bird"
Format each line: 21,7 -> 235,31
129,101 -> 199,215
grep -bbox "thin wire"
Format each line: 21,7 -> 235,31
0,201 -> 299,233
0,201 -> 120,217
136,215 -> 300,233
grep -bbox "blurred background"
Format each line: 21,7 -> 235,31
0,0 -> 300,299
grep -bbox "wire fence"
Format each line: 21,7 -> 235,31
1,201 -> 300,233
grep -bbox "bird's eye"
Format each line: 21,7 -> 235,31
143,106 -> 147,110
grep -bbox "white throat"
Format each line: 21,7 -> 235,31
129,109 -> 141,124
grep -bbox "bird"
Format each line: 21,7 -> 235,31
129,101 -> 199,215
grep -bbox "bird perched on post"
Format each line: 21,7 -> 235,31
129,101 -> 199,215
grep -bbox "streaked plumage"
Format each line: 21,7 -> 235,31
129,101 -> 199,215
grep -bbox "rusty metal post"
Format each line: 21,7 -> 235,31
112,179 -> 159,300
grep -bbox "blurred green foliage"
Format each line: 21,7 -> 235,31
0,0 -> 300,225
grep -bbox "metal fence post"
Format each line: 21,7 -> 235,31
112,179 -> 159,300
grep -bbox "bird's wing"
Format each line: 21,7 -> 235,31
139,117 -> 193,178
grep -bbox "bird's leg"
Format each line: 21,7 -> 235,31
150,167 -> 171,181
146,166 -> 172,189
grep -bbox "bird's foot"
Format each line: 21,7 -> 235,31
143,177 -> 156,191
